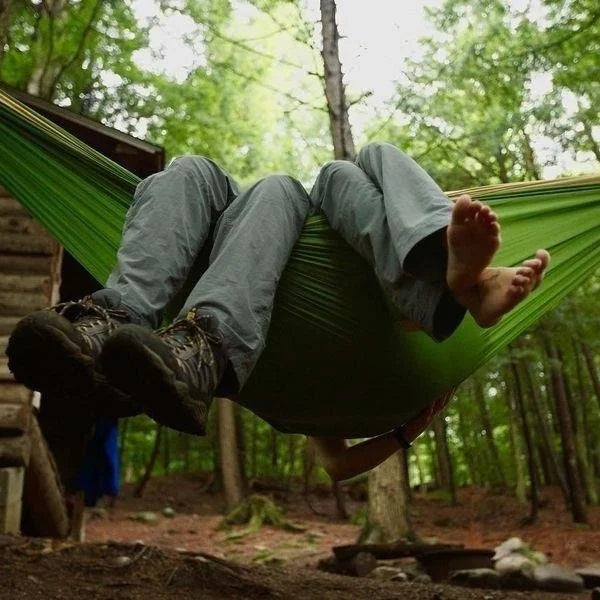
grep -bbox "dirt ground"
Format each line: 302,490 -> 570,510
85,476 -> 600,568
0,476 -> 598,599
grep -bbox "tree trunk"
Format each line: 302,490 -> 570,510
544,337 -> 588,523
270,428 -> 278,474
362,451 -> 414,543
521,355 -> 569,499
509,359 -> 538,523
234,405 -> 247,488
582,342 -> 600,412
455,399 -> 480,486
319,0 -> 356,161
504,374 -> 527,505
250,416 -> 258,479
432,413 -> 456,503
162,428 -> 170,475
218,398 -> 244,511
413,444 -> 426,489
570,341 -> 598,504
401,448 -> 411,501
473,379 -> 505,486
0,0 -> 14,64
134,424 -> 162,498
285,436 -> 298,490
333,481 -> 349,519
425,429 -> 440,487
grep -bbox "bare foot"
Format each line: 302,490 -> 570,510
446,194 -> 501,291
454,250 -> 550,327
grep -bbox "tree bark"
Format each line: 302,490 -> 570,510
362,451 -> 414,543
521,355 -> 569,498
455,400 -> 480,486
218,398 -> 244,511
432,413 -> 456,503
473,379 -> 505,486
333,480 -> 349,519
504,374 -> 527,504
509,358 -> 538,523
582,342 -> 600,412
319,0 -> 356,160
570,341 -> 598,504
162,427 -> 170,475
544,337 -> 588,523
134,424 -> 162,498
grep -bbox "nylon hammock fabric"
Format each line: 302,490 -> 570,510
1,88 -> 599,437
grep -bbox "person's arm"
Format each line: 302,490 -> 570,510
310,390 -> 454,481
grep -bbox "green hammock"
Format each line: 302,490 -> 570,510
1,89 -> 599,437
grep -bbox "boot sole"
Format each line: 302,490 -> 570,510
99,326 -> 207,435
7,311 -> 142,419
7,311 -> 96,399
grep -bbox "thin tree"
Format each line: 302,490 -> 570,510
319,0 -> 355,161
218,398 -> 244,511
508,356 -> 538,524
544,336 -> 588,523
134,424 -> 163,498
432,413 -> 457,504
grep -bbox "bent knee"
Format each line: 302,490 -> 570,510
169,154 -> 215,170
358,141 -> 406,161
258,173 -> 305,195
319,159 -> 361,181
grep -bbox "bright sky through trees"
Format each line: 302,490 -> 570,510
127,0 -> 596,177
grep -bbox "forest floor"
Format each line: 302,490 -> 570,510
1,475 -> 599,599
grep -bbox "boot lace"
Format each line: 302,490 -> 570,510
157,309 -> 222,364
50,295 -> 130,333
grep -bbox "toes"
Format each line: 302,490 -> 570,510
475,205 -> 498,226
516,266 -> 534,278
536,249 -> 550,270
452,195 -> 472,223
523,258 -> 542,272
468,200 -> 483,219
513,275 -> 530,287
508,282 -> 525,297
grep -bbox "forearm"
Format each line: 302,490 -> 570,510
311,432 -> 404,481
311,390 -> 455,481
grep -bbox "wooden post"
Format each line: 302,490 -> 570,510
0,467 -> 24,534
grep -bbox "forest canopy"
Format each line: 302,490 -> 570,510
0,0 -> 598,530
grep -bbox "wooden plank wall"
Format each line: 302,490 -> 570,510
0,185 -> 63,531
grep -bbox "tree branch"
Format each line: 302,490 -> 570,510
47,0 -> 103,97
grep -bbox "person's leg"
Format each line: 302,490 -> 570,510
107,155 -> 240,327
7,155 -> 239,411
310,154 -> 464,341
312,142 -> 549,336
100,174 -> 312,434
355,141 -> 453,281
176,174 -> 312,387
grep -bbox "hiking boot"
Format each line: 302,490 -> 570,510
6,289 -> 142,417
99,308 -> 226,435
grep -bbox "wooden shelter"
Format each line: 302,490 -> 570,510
0,87 -> 165,536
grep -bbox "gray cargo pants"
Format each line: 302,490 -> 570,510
106,142 -> 465,392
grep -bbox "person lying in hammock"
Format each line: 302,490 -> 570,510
6,142 -> 549,481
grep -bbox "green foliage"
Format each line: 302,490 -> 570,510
1,0 -> 598,501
